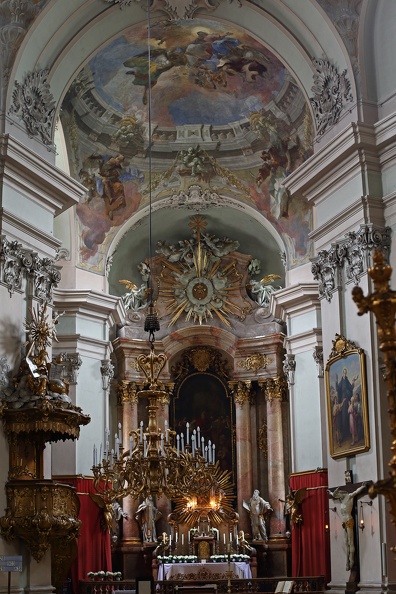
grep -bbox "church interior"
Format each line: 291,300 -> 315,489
1,2 -> 396,594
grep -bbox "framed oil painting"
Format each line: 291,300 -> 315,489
325,334 -> 370,459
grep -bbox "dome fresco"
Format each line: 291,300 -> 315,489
60,17 -> 313,275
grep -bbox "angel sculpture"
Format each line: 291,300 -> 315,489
247,273 -> 282,307
284,488 -> 307,525
119,279 -> 149,311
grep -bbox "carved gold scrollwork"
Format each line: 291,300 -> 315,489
0,480 -> 81,562
238,353 -> 272,374
258,376 -> 288,404
117,380 -> 141,407
228,380 -> 252,406
258,422 -> 268,458
172,346 -> 230,381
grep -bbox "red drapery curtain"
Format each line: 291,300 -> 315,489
64,477 -> 112,593
290,470 -> 331,584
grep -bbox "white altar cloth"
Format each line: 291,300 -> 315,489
157,562 -> 252,581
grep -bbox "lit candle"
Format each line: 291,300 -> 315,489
186,422 -> 190,445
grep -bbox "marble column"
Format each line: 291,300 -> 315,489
229,380 -> 252,534
119,380 -> 141,546
259,377 -> 288,536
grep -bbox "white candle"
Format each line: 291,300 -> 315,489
93,445 -> 95,466
223,533 -> 226,545
99,443 -> 102,463
140,421 -> 143,442
177,435 -> 180,456
192,434 -> 195,457
118,422 -> 122,445
201,436 -> 204,454
208,440 -> 212,463
181,433 -> 185,453
165,420 -> 169,443
129,436 -> 133,457
205,445 -> 208,462
188,531 -> 190,543
197,427 -> 201,449
236,535 -> 239,546
161,434 -> 165,456
212,444 -> 215,465
115,434 -> 119,458
230,532 -> 232,543
182,534 -> 184,546
105,440 -> 109,460
170,535 -> 172,548
186,422 -> 190,445
143,435 -> 147,457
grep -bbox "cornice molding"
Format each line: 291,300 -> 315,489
53,289 -> 124,328
283,122 -> 376,200
0,207 -> 62,254
270,283 -> 320,321
52,334 -> 111,360
309,195 -> 385,245
0,134 -> 85,215
284,328 -> 322,355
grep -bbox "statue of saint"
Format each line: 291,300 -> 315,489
135,495 -> 162,542
243,489 -> 272,541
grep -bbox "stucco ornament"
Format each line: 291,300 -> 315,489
311,224 -> 391,302
156,214 -> 252,327
310,58 -> 353,136
10,68 -> 55,145
101,0 -> 239,19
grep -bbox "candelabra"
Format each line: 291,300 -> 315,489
352,250 -> 396,545
92,344 -> 227,529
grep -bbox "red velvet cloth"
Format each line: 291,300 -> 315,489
65,477 -> 112,592
290,470 -> 331,584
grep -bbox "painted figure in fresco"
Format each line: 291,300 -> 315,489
135,495 -> 162,542
98,154 -> 126,220
243,489 -> 272,541
328,483 -> 368,571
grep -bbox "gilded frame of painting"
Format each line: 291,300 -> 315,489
325,334 -> 370,459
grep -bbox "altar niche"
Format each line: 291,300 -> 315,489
171,371 -> 235,482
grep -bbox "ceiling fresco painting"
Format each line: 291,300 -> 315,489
60,18 -> 314,276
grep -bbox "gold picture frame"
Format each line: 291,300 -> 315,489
325,334 -> 370,459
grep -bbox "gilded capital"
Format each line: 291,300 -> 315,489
228,380 -> 252,406
117,380 -> 140,407
258,376 -> 288,404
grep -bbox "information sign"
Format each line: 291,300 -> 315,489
0,556 -> 23,572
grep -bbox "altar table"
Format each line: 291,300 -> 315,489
157,562 -> 252,581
